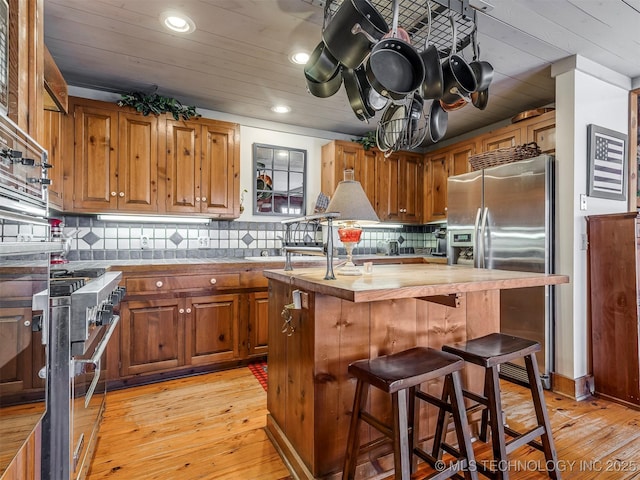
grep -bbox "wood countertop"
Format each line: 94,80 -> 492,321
264,264 -> 570,303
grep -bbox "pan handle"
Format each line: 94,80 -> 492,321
351,23 -> 377,43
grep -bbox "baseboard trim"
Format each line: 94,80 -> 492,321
551,372 -> 594,400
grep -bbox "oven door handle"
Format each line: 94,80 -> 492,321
73,315 -> 120,407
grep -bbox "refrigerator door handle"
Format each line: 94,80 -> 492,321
473,207 -> 482,268
479,207 -> 489,268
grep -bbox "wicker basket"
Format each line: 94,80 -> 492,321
469,142 -> 542,171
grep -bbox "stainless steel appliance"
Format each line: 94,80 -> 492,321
0,114 -> 60,478
42,268 -> 125,480
446,155 -> 556,388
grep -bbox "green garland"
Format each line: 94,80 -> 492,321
352,131 -> 376,150
118,92 -> 200,120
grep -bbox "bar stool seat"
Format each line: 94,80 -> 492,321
342,346 -> 478,480
440,333 -> 560,480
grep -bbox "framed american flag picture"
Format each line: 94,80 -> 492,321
587,124 -> 628,201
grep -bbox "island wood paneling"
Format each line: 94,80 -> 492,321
266,278 -> 505,479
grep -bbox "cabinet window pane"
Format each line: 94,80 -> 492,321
253,143 -> 306,216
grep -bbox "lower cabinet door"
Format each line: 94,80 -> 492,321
186,294 -> 240,365
120,298 -> 185,376
248,291 -> 269,357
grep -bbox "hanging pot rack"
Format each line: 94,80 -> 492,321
325,0 -> 476,58
306,0 -> 488,153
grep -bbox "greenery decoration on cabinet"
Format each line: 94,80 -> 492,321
352,131 -> 376,150
118,91 -> 200,120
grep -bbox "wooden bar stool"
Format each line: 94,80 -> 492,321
440,333 -> 560,480
342,346 -> 478,480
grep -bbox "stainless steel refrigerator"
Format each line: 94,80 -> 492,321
446,155 -> 555,389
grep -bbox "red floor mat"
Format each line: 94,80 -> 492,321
248,360 -> 267,391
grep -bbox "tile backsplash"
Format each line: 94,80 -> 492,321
1,215 -> 443,260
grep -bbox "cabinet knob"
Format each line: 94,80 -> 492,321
111,191 -> 116,197
210,278 -> 217,285
186,308 -> 192,313
179,308 -> 185,314
156,280 -> 164,288
119,192 -> 125,197
196,197 -> 200,202
201,196 -> 206,202
24,320 -> 31,327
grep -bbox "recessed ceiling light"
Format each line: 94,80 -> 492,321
271,105 -> 291,113
290,51 -> 310,65
160,11 -> 196,33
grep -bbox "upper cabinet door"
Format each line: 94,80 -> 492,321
481,125 -> 522,151
425,152 -> 448,222
400,153 -> 423,223
164,120 -> 201,213
72,104 -> 118,212
376,153 -> 401,222
117,112 -> 158,212
525,112 -> 556,154
201,122 -> 239,217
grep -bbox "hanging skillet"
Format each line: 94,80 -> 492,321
364,0 -> 425,100
342,67 -> 376,122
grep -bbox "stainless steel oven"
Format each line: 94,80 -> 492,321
43,269 -> 124,480
0,114 -> 59,478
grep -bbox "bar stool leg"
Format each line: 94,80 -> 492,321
449,370 -> 479,480
431,378 -> 450,460
486,366 -> 509,480
343,379 -> 367,480
392,388 -> 412,479
524,354 -> 560,480
479,370 -> 491,443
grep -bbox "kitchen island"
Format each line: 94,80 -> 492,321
263,264 -> 569,480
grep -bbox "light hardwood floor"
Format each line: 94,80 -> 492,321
87,367 -> 640,480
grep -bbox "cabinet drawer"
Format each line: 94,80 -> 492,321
126,273 -> 240,293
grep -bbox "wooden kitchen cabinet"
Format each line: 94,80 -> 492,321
321,141 -> 423,223
376,151 -> 423,223
424,139 -> 476,222
321,140 -> 377,208
587,212 -> 640,407
68,98 -> 159,213
112,266 -> 268,384
120,297 -> 185,376
524,110 -> 556,153
479,123 -> 522,151
186,293 -> 240,365
248,291 -> 269,357
163,118 -> 240,218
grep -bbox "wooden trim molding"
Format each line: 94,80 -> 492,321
629,88 -> 639,212
551,372 -> 594,400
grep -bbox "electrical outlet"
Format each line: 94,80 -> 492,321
580,194 -> 587,211
198,236 -> 210,248
140,235 -> 149,249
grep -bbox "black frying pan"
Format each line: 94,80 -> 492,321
343,67 -> 375,121
428,100 -> 448,143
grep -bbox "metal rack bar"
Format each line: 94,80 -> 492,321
281,213 -> 339,280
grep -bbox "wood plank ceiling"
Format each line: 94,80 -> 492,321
43,0 -> 640,140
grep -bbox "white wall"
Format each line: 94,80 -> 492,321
552,57 -> 631,380
236,126 -> 330,222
